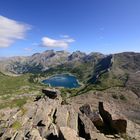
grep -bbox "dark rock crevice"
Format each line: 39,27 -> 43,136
99,102 -> 127,134
46,126 -> 66,140
25,131 -> 31,139
34,95 -> 42,101
99,102 -> 115,134
79,102 -> 127,135
46,133 -> 60,140
5,138 -> 11,140
52,109 -> 57,124
79,104 -> 103,131
78,115 -> 91,140
37,120 -> 46,127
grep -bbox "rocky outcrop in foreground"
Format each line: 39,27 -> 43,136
0,90 -> 138,140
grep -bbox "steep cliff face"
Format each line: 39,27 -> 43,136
85,52 -> 140,97
113,52 -> 140,97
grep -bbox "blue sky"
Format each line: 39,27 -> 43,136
0,0 -> 140,56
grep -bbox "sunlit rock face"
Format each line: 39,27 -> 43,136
0,91 -> 134,140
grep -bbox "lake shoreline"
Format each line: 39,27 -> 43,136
41,73 -> 83,89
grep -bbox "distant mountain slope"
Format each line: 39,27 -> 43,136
113,52 -> 140,97
0,50 -> 104,76
90,52 -> 140,97
0,50 -> 69,74
0,51 -> 140,96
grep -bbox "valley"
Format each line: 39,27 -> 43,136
0,50 -> 140,140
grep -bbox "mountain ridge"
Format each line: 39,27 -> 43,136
1,51 -> 140,97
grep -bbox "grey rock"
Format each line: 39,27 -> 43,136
99,102 -> 127,134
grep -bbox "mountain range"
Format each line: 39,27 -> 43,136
0,50 -> 140,97
0,50 -> 140,140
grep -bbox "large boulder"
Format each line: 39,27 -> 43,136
60,127 -> 85,140
112,119 -> 127,133
98,102 -> 127,134
79,104 -> 103,129
99,102 -> 112,129
56,105 -> 78,132
42,89 -> 57,99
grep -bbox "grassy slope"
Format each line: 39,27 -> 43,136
1,52 -> 139,108
0,72 -> 44,109
0,72 -> 36,95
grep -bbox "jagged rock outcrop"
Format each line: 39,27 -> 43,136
0,95 -> 85,140
99,102 -> 127,134
79,104 -> 103,129
0,93 -> 138,140
79,102 -> 127,138
68,51 -> 86,61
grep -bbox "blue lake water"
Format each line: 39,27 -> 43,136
42,74 -> 80,88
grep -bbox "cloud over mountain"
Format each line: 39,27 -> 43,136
0,15 -> 30,48
41,36 -> 75,49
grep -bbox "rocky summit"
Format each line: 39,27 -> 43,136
0,88 -> 139,140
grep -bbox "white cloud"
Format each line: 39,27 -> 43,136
0,15 -> 30,48
41,36 -> 75,49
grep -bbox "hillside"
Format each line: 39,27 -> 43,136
89,52 -> 140,97
0,51 -> 140,98
0,50 -> 104,78
0,51 -> 140,140
0,72 -> 46,109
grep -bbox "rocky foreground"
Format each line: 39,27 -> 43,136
0,89 -> 140,140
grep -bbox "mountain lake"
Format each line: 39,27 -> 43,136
42,74 -> 80,88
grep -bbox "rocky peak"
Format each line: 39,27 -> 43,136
68,51 -> 86,61
84,52 -> 104,62
31,53 -> 40,57
43,50 -> 55,57
0,88 -> 131,140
